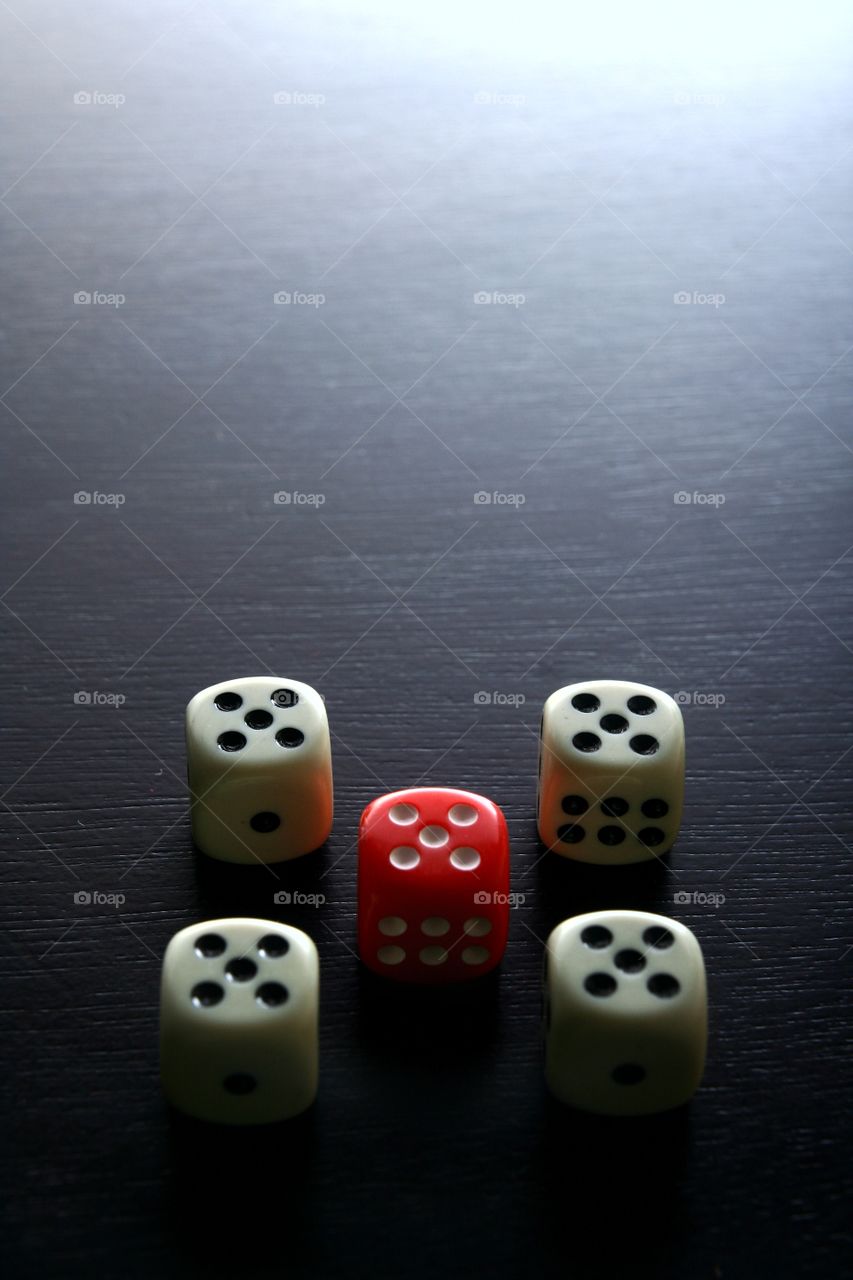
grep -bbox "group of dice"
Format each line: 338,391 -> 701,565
160,676 -> 706,1124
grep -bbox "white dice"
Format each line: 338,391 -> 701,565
186,676 -> 333,864
160,918 -> 319,1124
544,910 -> 706,1116
537,680 -> 684,864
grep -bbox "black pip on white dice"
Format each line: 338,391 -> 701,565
185,676 -> 333,864
537,680 -> 685,864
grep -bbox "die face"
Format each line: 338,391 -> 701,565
538,680 -> 684,865
545,910 -> 706,1116
185,676 -> 333,863
160,918 -> 319,1125
358,787 -> 510,984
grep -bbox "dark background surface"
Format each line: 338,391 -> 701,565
2,2 -> 852,1277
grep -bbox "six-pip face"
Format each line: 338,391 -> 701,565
538,680 -> 685,864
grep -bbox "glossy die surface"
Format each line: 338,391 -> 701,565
186,675 -> 332,863
537,680 -> 684,865
545,910 -> 707,1116
358,787 -> 510,984
160,918 -> 319,1125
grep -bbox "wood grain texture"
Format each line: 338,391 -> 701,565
1,3 -> 852,1276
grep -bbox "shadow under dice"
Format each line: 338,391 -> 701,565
537,680 -> 685,864
160,918 -> 319,1124
545,910 -> 707,1116
358,787 -> 510,984
185,676 -> 333,863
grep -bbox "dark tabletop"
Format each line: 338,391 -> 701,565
2,3 -> 852,1278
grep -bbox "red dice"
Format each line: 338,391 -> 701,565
357,787 -> 511,984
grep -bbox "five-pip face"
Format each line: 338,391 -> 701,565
358,787 -> 510,983
185,675 -> 333,863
